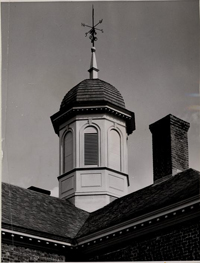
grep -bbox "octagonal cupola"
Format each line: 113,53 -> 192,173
51,8 -> 135,212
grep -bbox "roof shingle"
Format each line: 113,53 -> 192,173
2,183 -> 89,242
76,169 -> 200,238
2,169 -> 199,242
60,79 -> 125,110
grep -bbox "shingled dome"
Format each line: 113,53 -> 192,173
60,79 -> 125,110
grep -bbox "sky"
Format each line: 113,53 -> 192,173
2,1 -> 199,197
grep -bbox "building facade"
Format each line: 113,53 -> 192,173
2,64 -> 200,261
2,10 -> 200,262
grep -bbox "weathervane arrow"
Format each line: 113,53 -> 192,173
81,6 -> 103,46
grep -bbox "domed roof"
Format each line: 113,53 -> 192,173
60,79 -> 125,110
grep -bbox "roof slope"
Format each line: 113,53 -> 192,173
77,168 -> 200,238
2,183 -> 89,242
2,169 -> 199,242
60,79 -> 125,110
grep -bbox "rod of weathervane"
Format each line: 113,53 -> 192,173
92,6 -> 94,46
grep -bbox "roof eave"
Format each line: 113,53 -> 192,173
75,194 -> 200,243
51,102 -> 135,135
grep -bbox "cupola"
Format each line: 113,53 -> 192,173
51,7 -> 135,212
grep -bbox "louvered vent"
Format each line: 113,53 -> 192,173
84,133 -> 98,165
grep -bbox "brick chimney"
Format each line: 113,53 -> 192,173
149,114 -> 190,183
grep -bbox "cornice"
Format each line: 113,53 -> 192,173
2,196 -> 199,254
51,104 -> 135,135
1,228 -> 72,253
76,196 -> 200,248
77,210 -> 200,257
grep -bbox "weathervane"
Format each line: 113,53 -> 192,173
81,6 -> 103,47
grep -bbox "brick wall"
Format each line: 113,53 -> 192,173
88,220 -> 200,261
149,114 -> 190,182
171,123 -> 189,171
2,243 -> 66,262
2,220 -> 199,261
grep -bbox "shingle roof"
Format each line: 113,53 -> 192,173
2,169 -> 199,242
2,183 -> 89,242
77,168 -> 200,238
60,79 -> 125,110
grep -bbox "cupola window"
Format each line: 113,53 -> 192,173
108,129 -> 121,171
63,131 -> 73,173
84,127 -> 98,165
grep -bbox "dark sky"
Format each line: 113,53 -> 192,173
2,1 -> 199,196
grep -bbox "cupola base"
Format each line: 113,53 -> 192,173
58,168 -> 129,212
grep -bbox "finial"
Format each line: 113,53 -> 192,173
82,6 -> 103,79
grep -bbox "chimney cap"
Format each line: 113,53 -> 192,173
149,114 -> 190,133
28,186 -> 51,195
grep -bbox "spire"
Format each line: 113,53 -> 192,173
81,6 -> 103,79
88,47 -> 99,79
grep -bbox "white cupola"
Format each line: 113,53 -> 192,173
51,8 -> 135,212
51,76 -> 135,212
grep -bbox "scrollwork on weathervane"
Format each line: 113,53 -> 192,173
81,6 -> 103,47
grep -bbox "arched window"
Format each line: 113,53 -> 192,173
108,129 -> 121,171
84,127 -> 98,165
63,131 -> 73,173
